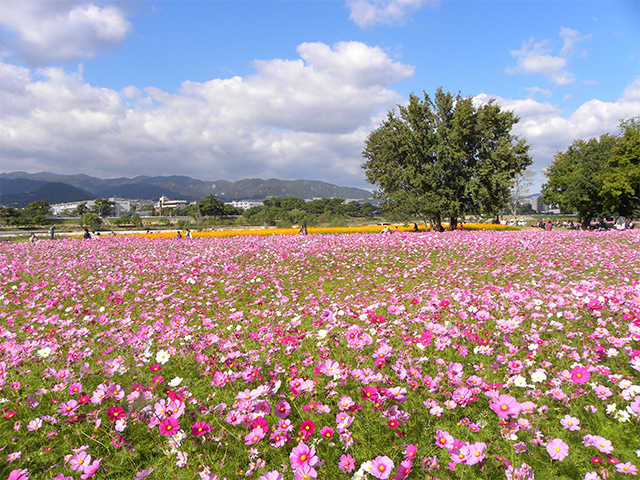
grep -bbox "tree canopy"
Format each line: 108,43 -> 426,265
542,116 -> 640,226
361,88 -> 531,230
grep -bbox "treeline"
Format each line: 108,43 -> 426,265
542,116 -> 639,228
240,197 -> 380,227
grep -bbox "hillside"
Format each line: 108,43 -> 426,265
0,172 -> 373,207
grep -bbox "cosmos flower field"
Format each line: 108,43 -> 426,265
1,230 -> 639,480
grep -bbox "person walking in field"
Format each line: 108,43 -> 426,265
49,225 -> 55,240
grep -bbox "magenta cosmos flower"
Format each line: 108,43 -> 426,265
490,394 -> 520,419
191,421 -> 211,437
369,455 -> 395,479
570,366 -> 590,384
546,438 -> 569,460
289,441 -> 318,470
159,417 -> 180,436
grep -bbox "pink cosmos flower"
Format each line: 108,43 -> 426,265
616,462 -> 638,475
435,430 -> 455,449
319,426 -> 334,439
289,441 -> 318,470
274,400 -> 291,419
560,415 -> 580,431
7,470 -> 29,480
546,438 -> 569,460
58,400 -> 78,417
569,366 -> 590,384
466,442 -> 486,465
293,464 -> 317,479
396,459 -> 412,478
258,472 -> 284,480
191,421 -> 211,437
369,455 -> 394,479
69,451 -> 91,472
490,394 -> 520,419
299,420 -> 315,439
244,426 -> 266,445
594,385 -> 612,400
404,444 -> 417,460
159,416 -> 180,436
80,457 -> 102,479
107,406 -> 125,422
338,453 -> 356,472
591,436 -> 614,454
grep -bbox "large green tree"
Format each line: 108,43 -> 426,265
361,88 -> 531,230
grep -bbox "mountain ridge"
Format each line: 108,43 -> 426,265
0,172 -> 373,207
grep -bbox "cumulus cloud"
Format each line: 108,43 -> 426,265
0,42 -> 414,186
475,78 -> 640,187
507,27 -> 590,87
347,0 -> 436,28
1,0 -> 132,65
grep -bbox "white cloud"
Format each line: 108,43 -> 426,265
1,0 -> 132,65
507,27 -> 590,87
347,0 -> 436,28
475,78 -> 640,188
0,42 -> 414,186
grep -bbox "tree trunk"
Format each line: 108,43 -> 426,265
449,217 -> 457,231
581,215 -> 592,230
432,213 -> 445,232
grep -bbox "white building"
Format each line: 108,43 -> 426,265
49,197 -> 135,217
227,200 -> 264,210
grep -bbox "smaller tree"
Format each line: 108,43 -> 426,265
92,198 -> 114,217
22,199 -> 51,224
81,212 -> 102,230
74,202 -> 89,217
601,116 -> 640,218
508,170 -> 534,219
542,135 -> 615,229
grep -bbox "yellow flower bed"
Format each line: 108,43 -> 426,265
130,222 -> 515,239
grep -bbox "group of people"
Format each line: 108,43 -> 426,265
29,225 -> 56,243
176,229 -> 193,239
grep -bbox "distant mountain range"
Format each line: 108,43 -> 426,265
0,172 -> 374,208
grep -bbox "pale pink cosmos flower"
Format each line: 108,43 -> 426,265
560,415 -> 580,431
590,435 -> 614,454
616,462 -> 638,475
244,426 -> 266,445
369,455 -> 394,479
80,457 -> 101,479
594,385 -> 613,400
258,472 -> 283,480
293,464 -> 317,479
69,451 -> 91,472
435,429 -> 454,449
338,453 -> 356,472
490,394 -> 520,419
546,438 -> 569,460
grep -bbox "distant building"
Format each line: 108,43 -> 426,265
49,197 -> 147,217
155,195 -> 189,215
228,200 -> 264,210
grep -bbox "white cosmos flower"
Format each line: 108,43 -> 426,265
37,347 -> 52,358
168,377 -> 183,387
156,350 -> 170,365
531,370 -> 547,383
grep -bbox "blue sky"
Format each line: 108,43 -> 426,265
1,0 -> 639,193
